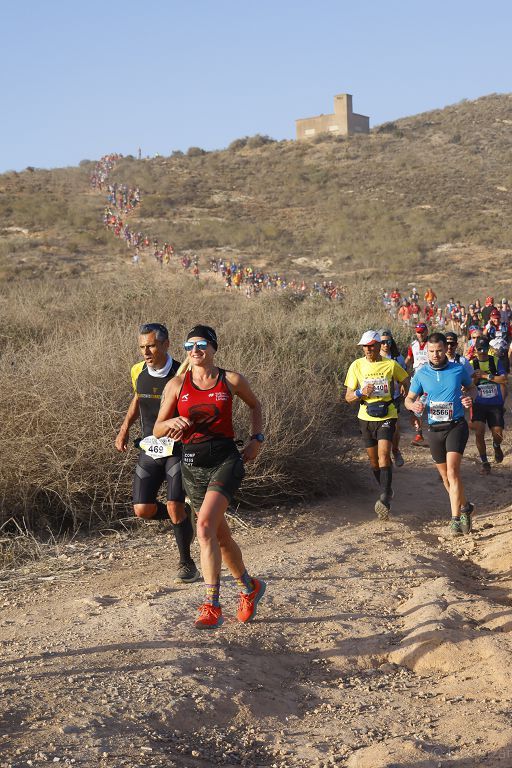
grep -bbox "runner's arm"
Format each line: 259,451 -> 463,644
488,373 -> 508,384
345,381 -> 376,404
225,371 -> 263,462
153,376 -> 191,439
461,383 -> 478,409
404,377 -> 424,414
115,394 -> 140,452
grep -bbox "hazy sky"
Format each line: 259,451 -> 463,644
1,0 -> 510,172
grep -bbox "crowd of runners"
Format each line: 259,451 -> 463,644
96,148 -> 509,630
116,314 -> 509,631
91,154 -> 345,299
345,316 -> 509,536
384,286 -> 512,344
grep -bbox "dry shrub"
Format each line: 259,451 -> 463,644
0,268 -> 387,530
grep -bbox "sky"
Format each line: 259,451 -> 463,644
1,0 -> 511,172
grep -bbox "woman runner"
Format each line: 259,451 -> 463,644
154,325 -> 266,629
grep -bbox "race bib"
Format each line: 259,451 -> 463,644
429,401 -> 454,423
139,436 -> 175,459
414,353 -> 428,369
479,383 -> 498,399
363,377 -> 390,396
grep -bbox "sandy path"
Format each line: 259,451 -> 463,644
1,424 -> 512,767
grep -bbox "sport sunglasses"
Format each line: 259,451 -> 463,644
183,340 -> 209,351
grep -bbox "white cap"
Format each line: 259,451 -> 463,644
357,330 -> 382,346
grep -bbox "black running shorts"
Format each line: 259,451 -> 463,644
471,403 -> 505,429
358,418 -> 397,448
132,452 -> 185,504
181,450 -> 245,514
427,419 -> 469,464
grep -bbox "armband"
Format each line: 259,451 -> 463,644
355,388 -> 363,398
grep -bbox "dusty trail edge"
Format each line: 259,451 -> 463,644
1,434 -> 512,768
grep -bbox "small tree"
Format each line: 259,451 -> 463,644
187,146 -> 206,157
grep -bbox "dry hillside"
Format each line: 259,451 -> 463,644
1,94 -> 511,295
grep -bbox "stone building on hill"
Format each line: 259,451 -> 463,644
296,93 -> 369,140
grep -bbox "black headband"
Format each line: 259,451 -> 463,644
186,325 -> 218,350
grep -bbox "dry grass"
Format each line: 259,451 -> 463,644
0,267 -> 390,532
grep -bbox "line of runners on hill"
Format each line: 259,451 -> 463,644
91,154 -> 345,300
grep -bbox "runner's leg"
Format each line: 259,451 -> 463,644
196,490 -> 244,586
473,421 -> 487,459
366,445 -> 382,485
435,462 -> 451,494
445,451 -> 467,518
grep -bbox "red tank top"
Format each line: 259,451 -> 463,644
178,368 -> 234,444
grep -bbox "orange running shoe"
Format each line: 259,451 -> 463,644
237,578 -> 266,623
194,603 -> 224,630
411,433 -> 425,447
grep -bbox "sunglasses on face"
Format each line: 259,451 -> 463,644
183,340 -> 209,351
380,339 -> 392,345
446,341 -> 457,346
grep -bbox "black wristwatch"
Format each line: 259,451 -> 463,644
250,433 -> 265,443
487,373 -> 494,381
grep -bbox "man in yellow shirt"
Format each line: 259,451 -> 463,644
345,331 -> 409,519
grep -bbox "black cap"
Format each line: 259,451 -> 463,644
475,338 -> 489,352
445,331 -> 458,342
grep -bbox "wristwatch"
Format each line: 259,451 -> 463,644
250,433 -> 265,443
487,373 -> 494,381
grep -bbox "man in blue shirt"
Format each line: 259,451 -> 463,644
405,332 -> 477,537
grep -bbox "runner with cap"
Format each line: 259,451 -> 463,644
379,329 -> 407,467
405,322 -> 429,446
464,326 -> 483,360
444,331 -> 474,378
154,324 -> 265,629
115,323 -> 199,584
469,336 -> 508,474
345,331 -> 409,519
405,332 -> 478,536
484,308 -> 511,373
500,299 -> 512,324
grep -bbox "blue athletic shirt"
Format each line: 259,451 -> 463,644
410,361 -> 472,425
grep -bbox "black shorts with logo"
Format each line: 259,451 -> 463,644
132,452 -> 185,504
471,403 -> 505,429
181,442 -> 245,514
358,418 -> 397,448
427,419 -> 469,464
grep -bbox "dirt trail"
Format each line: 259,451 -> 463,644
1,427 -> 512,768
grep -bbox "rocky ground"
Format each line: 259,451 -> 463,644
1,424 -> 512,768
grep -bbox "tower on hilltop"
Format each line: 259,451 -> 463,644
295,93 -> 369,140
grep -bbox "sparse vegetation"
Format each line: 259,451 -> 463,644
0,267 -> 390,532
1,94 -> 512,286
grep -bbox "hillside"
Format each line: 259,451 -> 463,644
1,93 -> 511,295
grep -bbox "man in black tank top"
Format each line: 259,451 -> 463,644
115,323 -> 199,583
